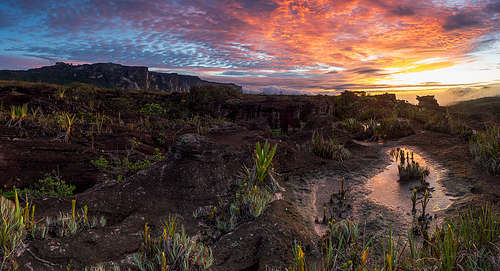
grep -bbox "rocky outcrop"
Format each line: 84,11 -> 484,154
0,62 -> 242,92
417,95 -> 440,110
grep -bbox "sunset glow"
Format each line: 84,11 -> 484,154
0,0 -> 499,103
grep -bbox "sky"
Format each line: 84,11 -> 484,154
0,0 -> 499,104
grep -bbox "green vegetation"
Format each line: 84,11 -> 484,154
1,171 -> 75,200
311,131 -> 351,162
196,141 -> 278,233
340,116 -> 413,141
91,156 -> 111,170
214,179 -> 273,232
7,104 -> 28,127
185,115 -> 210,135
0,189 -> 35,268
285,203 -> 499,271
290,220 -> 373,271
0,197 -> 105,270
38,200 -> 106,238
377,117 -> 413,139
423,111 -> 471,138
134,216 -> 213,271
62,112 -> 76,143
340,118 -> 365,134
255,141 -> 277,184
91,148 -> 165,181
469,125 -> 500,175
139,103 -> 166,116
392,149 -> 430,181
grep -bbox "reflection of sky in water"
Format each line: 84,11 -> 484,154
367,147 -> 454,217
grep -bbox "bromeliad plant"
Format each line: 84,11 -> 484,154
198,142 -> 279,234
255,141 -> 277,184
63,113 -> 76,143
214,179 -> 274,232
134,216 -> 213,271
7,104 -> 28,127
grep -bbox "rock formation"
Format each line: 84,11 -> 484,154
0,62 -> 242,92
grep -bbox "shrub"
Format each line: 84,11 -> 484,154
377,117 -> 413,139
139,103 -> 165,116
185,115 -> 210,135
311,131 -> 351,161
424,111 -> 472,138
1,171 -> 75,200
92,149 -> 165,182
340,118 -> 365,134
469,125 -> 500,175
91,156 -> 110,170
152,133 -> 166,147
32,171 -> 75,198
134,217 -> 213,271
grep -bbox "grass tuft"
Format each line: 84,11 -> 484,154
469,125 -> 500,175
311,130 -> 351,162
134,216 -> 213,271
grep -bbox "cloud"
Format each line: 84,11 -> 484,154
443,11 -> 481,30
0,54 -> 51,70
0,0 -> 498,96
486,0 -> 500,13
0,10 -> 16,28
350,68 -> 384,75
389,5 -> 416,16
436,84 -> 500,105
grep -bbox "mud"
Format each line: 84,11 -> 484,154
288,134 -> 478,242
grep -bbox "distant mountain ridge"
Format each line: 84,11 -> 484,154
0,62 -> 242,92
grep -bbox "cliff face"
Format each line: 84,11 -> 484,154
0,62 -> 242,92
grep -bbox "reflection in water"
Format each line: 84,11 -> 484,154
366,147 -> 454,218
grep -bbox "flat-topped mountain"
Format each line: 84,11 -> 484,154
0,62 -> 242,92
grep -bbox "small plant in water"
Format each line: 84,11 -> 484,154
394,149 -> 430,181
411,188 -> 417,215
